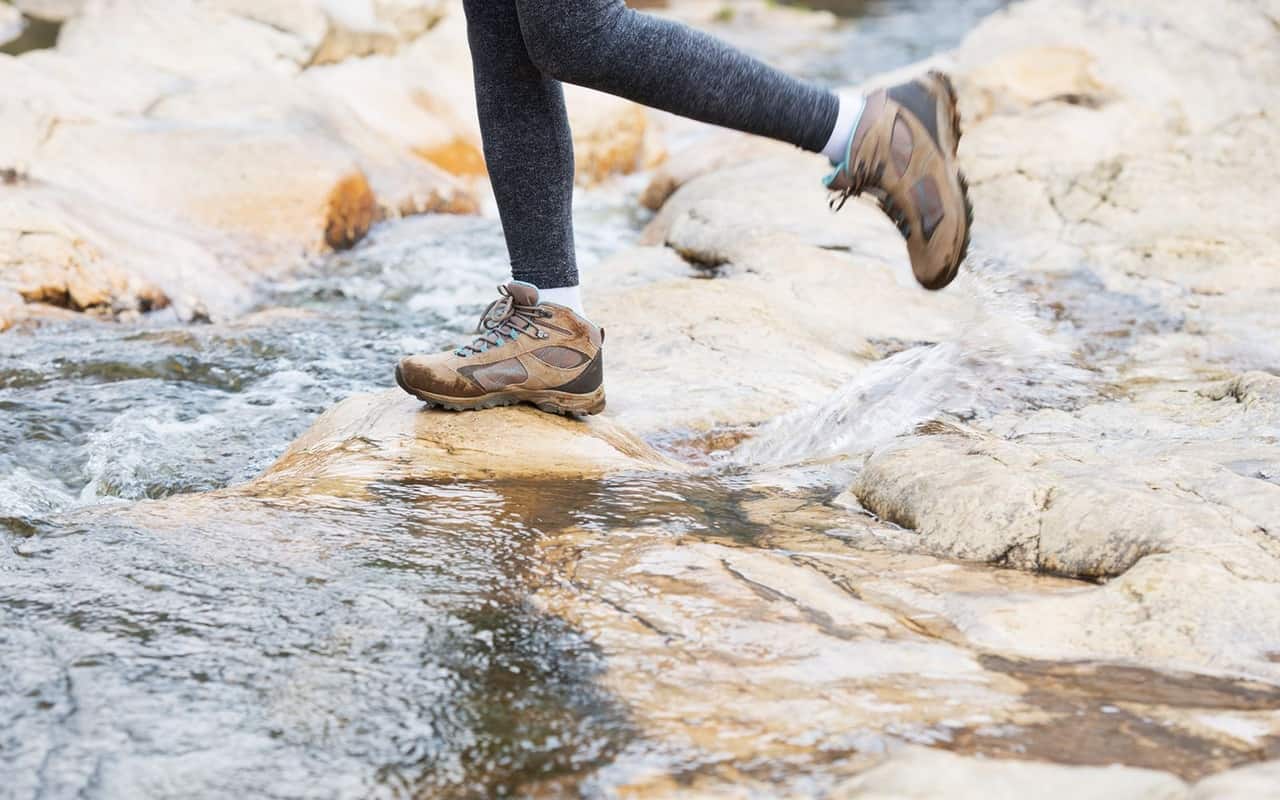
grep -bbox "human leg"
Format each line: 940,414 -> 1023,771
396,0 -> 604,415
514,0 -> 972,289
462,0 -> 579,295
514,0 -> 840,152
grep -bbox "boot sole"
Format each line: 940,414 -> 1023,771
924,70 -> 974,291
395,364 -> 606,418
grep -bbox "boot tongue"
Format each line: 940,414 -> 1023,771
506,281 -> 540,306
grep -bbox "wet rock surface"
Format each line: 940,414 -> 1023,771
5,0 -> 1280,796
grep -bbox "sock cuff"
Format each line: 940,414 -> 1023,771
821,94 -> 867,167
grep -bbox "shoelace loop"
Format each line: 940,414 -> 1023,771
827,160 -> 909,237
455,285 -> 550,357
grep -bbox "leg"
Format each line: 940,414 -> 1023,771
515,0 -> 972,290
396,0 -> 602,416
462,0 -> 578,292
513,0 -> 839,152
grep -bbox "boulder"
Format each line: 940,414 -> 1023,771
852,426 -> 1280,580
0,0 -> 481,323
831,747 -> 1189,800
34,121 -> 378,255
0,182 -> 220,319
639,130 -> 793,210
0,5 -> 24,47
55,0 -> 451,73
303,10 -> 665,185
1,115 -> 399,320
12,0 -> 85,22
1191,760 -> 1280,800
249,389 -> 684,496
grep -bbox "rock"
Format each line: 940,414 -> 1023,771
12,0 -> 84,23
56,0 -> 314,81
953,0 -> 1280,369
1191,760 -> 1280,800
34,121 -> 378,256
853,426 -> 1280,580
306,0 -> 450,65
831,747 -> 1189,800
0,5 -> 24,47
847,403 -> 1280,679
535,514 -> 1029,789
580,146 -> 983,437
1,113 -> 405,320
959,46 -> 1111,124
303,10 -> 665,185
528,496 -> 1277,792
56,0 -> 450,73
0,0 -> 481,322
1201,372 -> 1280,413
0,182 -> 216,318
639,129 -> 793,210
564,84 -> 665,184
141,77 -> 476,219
249,389 -> 684,495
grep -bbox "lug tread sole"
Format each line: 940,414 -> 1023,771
395,365 -> 605,418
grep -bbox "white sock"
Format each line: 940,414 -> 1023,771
821,94 -> 867,166
536,284 -> 587,319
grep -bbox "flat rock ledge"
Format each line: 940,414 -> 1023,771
248,389 -> 684,496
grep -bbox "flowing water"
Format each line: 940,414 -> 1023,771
10,3 -> 1272,797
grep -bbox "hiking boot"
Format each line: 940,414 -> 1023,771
825,70 -> 973,290
395,281 -> 605,416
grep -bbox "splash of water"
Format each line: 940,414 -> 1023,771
732,254 -> 1091,471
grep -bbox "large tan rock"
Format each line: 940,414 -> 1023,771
12,0 -> 86,22
1192,760 -> 1280,800
0,5 -> 24,46
250,389 -> 684,496
852,426 -> 1280,580
0,0 -> 482,322
0,182 -> 226,318
142,77 -> 476,219
2,112 -> 399,319
34,121 -> 378,255
56,0 -> 451,73
303,9 -> 665,185
832,747 -> 1189,800
56,0 -> 313,81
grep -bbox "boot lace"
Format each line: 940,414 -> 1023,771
455,285 -> 551,357
827,160 -> 912,239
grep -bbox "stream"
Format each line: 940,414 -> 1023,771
15,3 -> 1268,798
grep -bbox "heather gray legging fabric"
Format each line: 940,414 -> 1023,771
462,0 -> 840,290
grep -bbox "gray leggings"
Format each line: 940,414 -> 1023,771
462,0 -> 839,290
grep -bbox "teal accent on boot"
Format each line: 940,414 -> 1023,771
821,94 -> 866,187
823,129 -> 856,188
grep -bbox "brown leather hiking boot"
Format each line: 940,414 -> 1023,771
395,281 -> 605,416
825,71 -> 973,291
